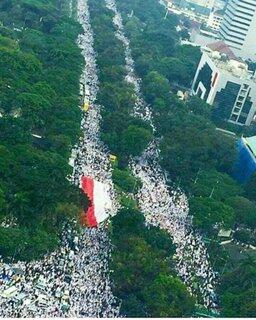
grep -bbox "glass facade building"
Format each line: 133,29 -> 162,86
192,50 -> 256,126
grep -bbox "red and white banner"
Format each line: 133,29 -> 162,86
80,176 -> 112,227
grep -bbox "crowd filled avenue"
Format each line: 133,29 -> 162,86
0,227 -> 120,317
0,0 -> 120,316
105,0 -> 155,130
131,143 -> 218,309
104,0 -> 218,310
0,0 -> 217,316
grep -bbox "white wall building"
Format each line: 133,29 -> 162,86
192,43 -> 256,126
219,0 -> 256,61
171,0 -> 215,16
207,9 -> 224,31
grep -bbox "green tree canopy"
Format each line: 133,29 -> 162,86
245,173 -> 256,202
143,274 -> 195,317
226,196 -> 256,228
121,125 -> 152,157
110,209 -> 194,317
189,197 -> 235,233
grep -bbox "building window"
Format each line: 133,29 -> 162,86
240,89 -> 247,95
238,114 -> 247,124
234,107 -> 241,113
242,97 -> 253,114
193,62 -> 213,102
213,81 -> 241,121
230,114 -> 239,121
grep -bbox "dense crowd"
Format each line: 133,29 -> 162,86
131,143 -> 218,309
0,227 -> 120,317
104,0 -> 218,311
0,0 -> 219,316
0,0 -> 120,316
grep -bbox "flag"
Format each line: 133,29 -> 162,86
80,176 -> 112,227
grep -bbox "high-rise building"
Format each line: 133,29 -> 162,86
219,0 -> 256,60
191,42 -> 256,126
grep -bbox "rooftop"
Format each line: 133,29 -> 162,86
214,9 -> 224,16
243,136 -> 256,158
207,41 -> 238,61
218,229 -> 232,238
203,42 -> 256,82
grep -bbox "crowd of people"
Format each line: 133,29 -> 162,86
0,226 -> 120,317
0,0 -> 219,316
131,143 -> 218,310
71,0 -> 119,217
104,0 -> 218,311
0,0 -> 120,316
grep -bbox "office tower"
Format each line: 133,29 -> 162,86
192,42 -> 256,126
219,0 -> 256,60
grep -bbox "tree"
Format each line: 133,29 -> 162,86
220,258 -> 256,317
112,168 -> 142,193
179,28 -> 190,40
111,208 -> 145,237
110,209 -> 194,317
186,96 -> 212,119
189,197 -> 235,233
0,227 -> 30,261
120,194 -> 137,210
0,0 -> 82,261
135,53 -> 154,77
245,173 -> 256,202
0,187 -> 6,221
142,71 -> 170,104
233,229 -> 253,244
155,57 -> 190,86
143,274 -> 195,317
121,125 -> 152,156
173,45 -> 201,83
161,122 -> 236,184
226,196 -> 256,228
190,170 -> 242,201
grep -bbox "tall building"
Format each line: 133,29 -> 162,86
191,41 -> 256,126
219,0 -> 256,60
